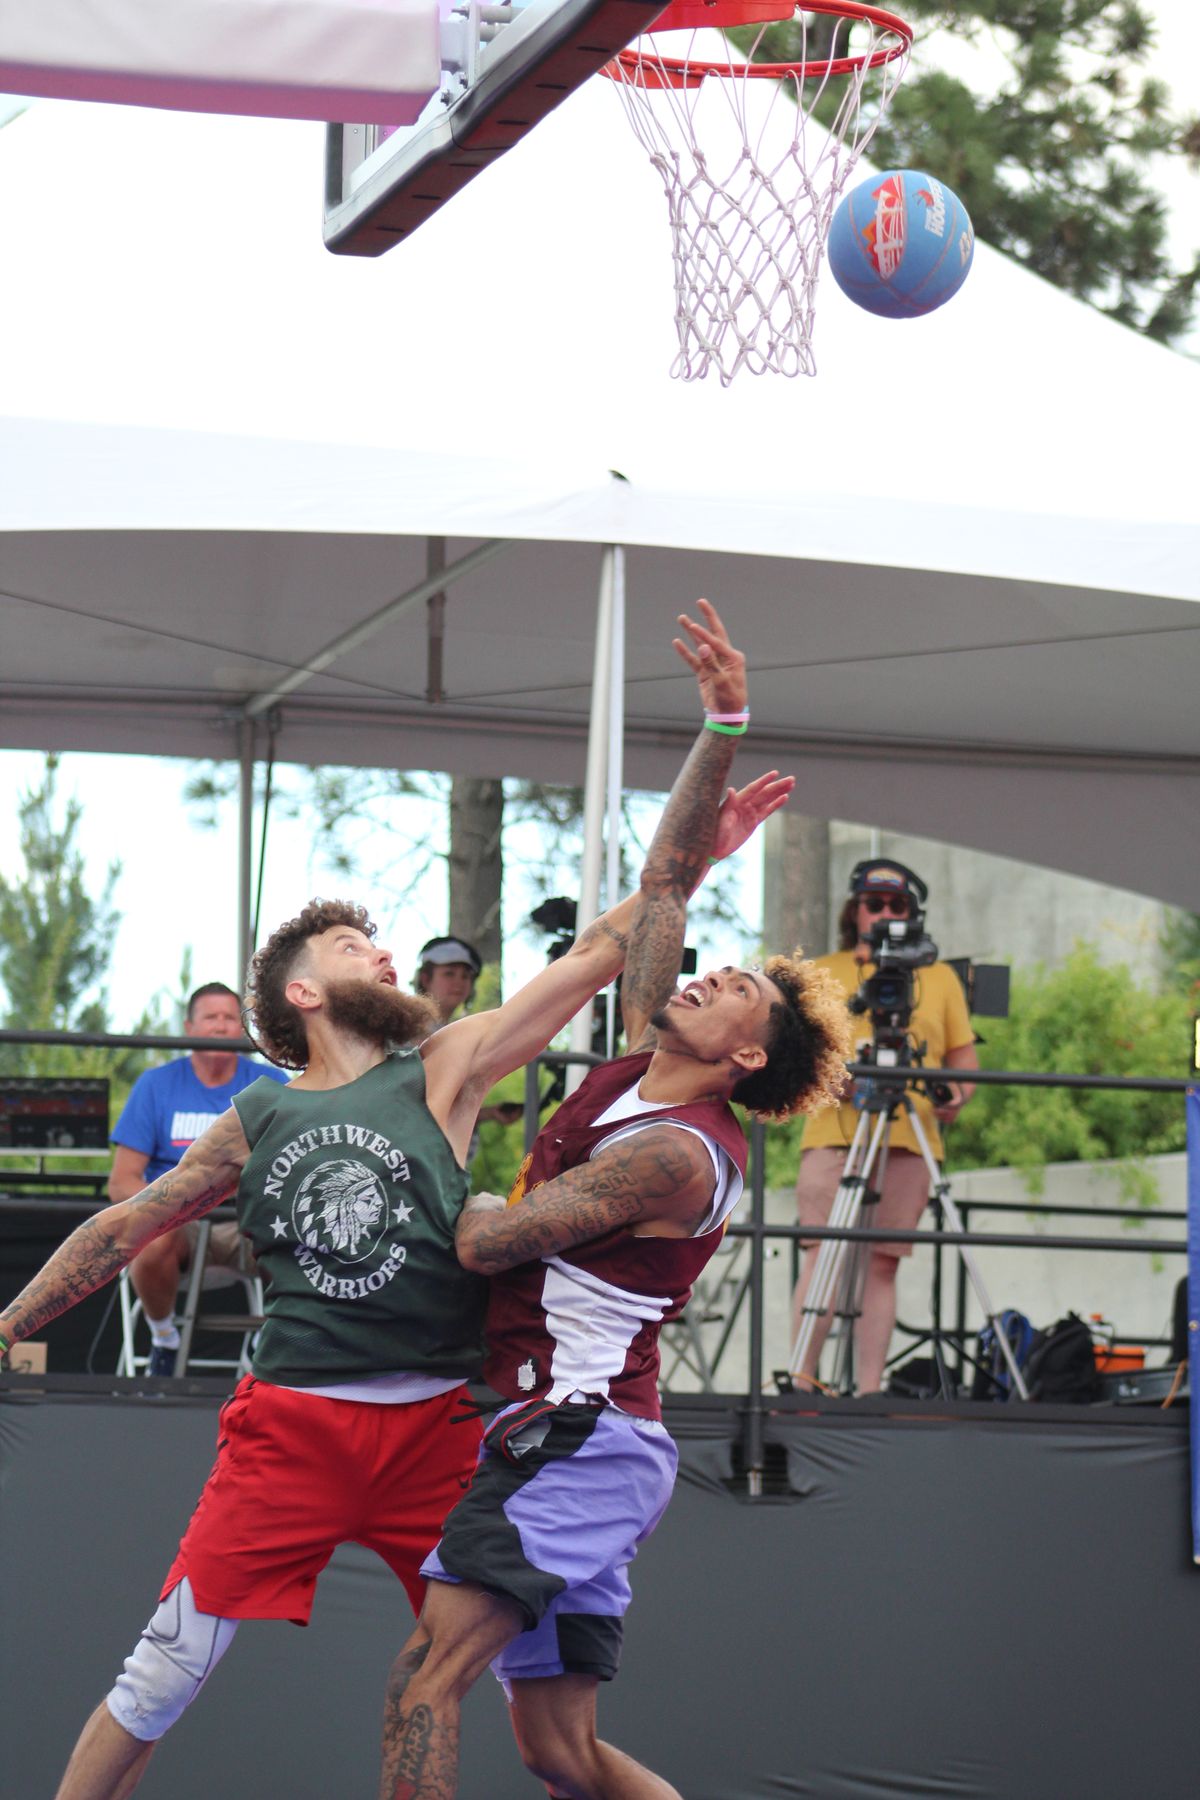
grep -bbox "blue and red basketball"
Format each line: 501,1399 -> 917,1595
827,170 -> 974,319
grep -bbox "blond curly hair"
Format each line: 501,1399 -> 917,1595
730,950 -> 852,1123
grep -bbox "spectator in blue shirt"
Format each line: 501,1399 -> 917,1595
110,982 -> 288,1375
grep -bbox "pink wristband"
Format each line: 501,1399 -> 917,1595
704,711 -> 750,723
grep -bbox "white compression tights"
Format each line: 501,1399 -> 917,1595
107,1578 -> 240,1742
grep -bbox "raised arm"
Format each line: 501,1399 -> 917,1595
0,1108 -> 249,1358
620,599 -> 749,1051
421,601 -> 787,1162
422,766 -> 790,1163
421,897 -> 642,1158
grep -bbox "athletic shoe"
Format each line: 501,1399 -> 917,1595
147,1343 -> 178,1378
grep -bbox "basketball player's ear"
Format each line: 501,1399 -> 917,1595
730,1041 -> 768,1076
285,974 -> 321,1014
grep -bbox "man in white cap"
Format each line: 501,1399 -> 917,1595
414,936 -> 484,1026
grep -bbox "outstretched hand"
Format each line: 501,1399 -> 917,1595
711,771 -> 794,863
673,598 -> 748,717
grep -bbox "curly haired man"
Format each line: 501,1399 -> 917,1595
0,601 -> 796,1800
375,624 -> 852,1800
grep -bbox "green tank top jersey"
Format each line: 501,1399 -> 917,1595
231,1050 -> 485,1386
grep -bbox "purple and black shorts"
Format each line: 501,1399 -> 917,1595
421,1397 -> 677,1686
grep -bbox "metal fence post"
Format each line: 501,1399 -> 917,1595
745,1117 -> 767,1497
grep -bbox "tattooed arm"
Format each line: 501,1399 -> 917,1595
421,765 -> 788,1165
421,893 -> 642,1157
0,1108 -> 250,1349
620,599 -> 748,1053
423,604 -> 786,1161
455,1124 -> 717,1273
421,599 -> 742,1139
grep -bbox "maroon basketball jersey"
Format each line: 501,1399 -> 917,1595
483,1052 -> 748,1420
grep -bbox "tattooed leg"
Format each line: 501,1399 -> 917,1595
379,1582 -> 525,1800
380,1633 -> 432,1795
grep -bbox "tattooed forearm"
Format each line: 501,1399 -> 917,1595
641,729 -> 737,897
620,889 -> 687,1049
0,1107 -> 248,1347
575,916 -> 630,955
620,729 -> 737,1042
0,1218 -> 133,1342
456,1126 -> 714,1273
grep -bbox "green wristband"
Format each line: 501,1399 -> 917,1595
703,719 -> 748,736
0,1332 -> 11,1357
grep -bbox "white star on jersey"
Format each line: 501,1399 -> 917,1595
270,1215 -> 288,1238
392,1199 -> 414,1226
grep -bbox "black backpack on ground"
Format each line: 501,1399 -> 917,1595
1023,1313 -> 1100,1404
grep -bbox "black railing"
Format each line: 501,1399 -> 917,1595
1,1029 -> 1194,1494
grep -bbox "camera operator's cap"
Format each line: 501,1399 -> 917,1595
419,936 -> 483,975
848,858 -> 929,907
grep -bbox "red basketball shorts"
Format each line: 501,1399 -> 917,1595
161,1375 -> 482,1623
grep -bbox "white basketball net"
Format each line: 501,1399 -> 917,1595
605,8 -> 911,383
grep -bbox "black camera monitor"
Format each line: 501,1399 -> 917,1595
946,959 -> 1011,1019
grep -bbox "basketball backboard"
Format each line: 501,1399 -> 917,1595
0,1 -> 442,122
324,0 -> 668,255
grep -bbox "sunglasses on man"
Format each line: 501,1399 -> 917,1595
862,894 -> 910,915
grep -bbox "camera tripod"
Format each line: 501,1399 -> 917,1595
788,1058 -> 1029,1400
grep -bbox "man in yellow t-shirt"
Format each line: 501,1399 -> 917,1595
792,858 -> 978,1394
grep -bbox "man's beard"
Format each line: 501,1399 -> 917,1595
321,978 -> 438,1049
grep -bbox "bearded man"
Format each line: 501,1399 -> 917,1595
0,601 -> 788,1800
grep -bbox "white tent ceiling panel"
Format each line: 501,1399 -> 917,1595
0,95 -> 1196,907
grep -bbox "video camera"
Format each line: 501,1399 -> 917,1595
848,911 -> 940,1044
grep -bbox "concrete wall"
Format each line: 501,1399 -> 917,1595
826,819 -> 1172,984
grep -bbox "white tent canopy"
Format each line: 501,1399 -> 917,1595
0,0 -> 439,122
0,88 -> 1197,909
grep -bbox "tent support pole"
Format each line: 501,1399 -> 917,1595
237,716 -> 256,982
604,547 -> 626,1059
568,547 -> 622,1088
425,536 -> 447,704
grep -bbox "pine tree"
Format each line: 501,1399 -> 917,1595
0,757 -> 119,1042
742,1 -> 1200,343
0,756 -> 159,1085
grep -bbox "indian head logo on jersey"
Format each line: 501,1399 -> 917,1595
293,1158 -> 389,1264
260,1122 -> 416,1302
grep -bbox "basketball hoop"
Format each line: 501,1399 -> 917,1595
602,1 -> 912,382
